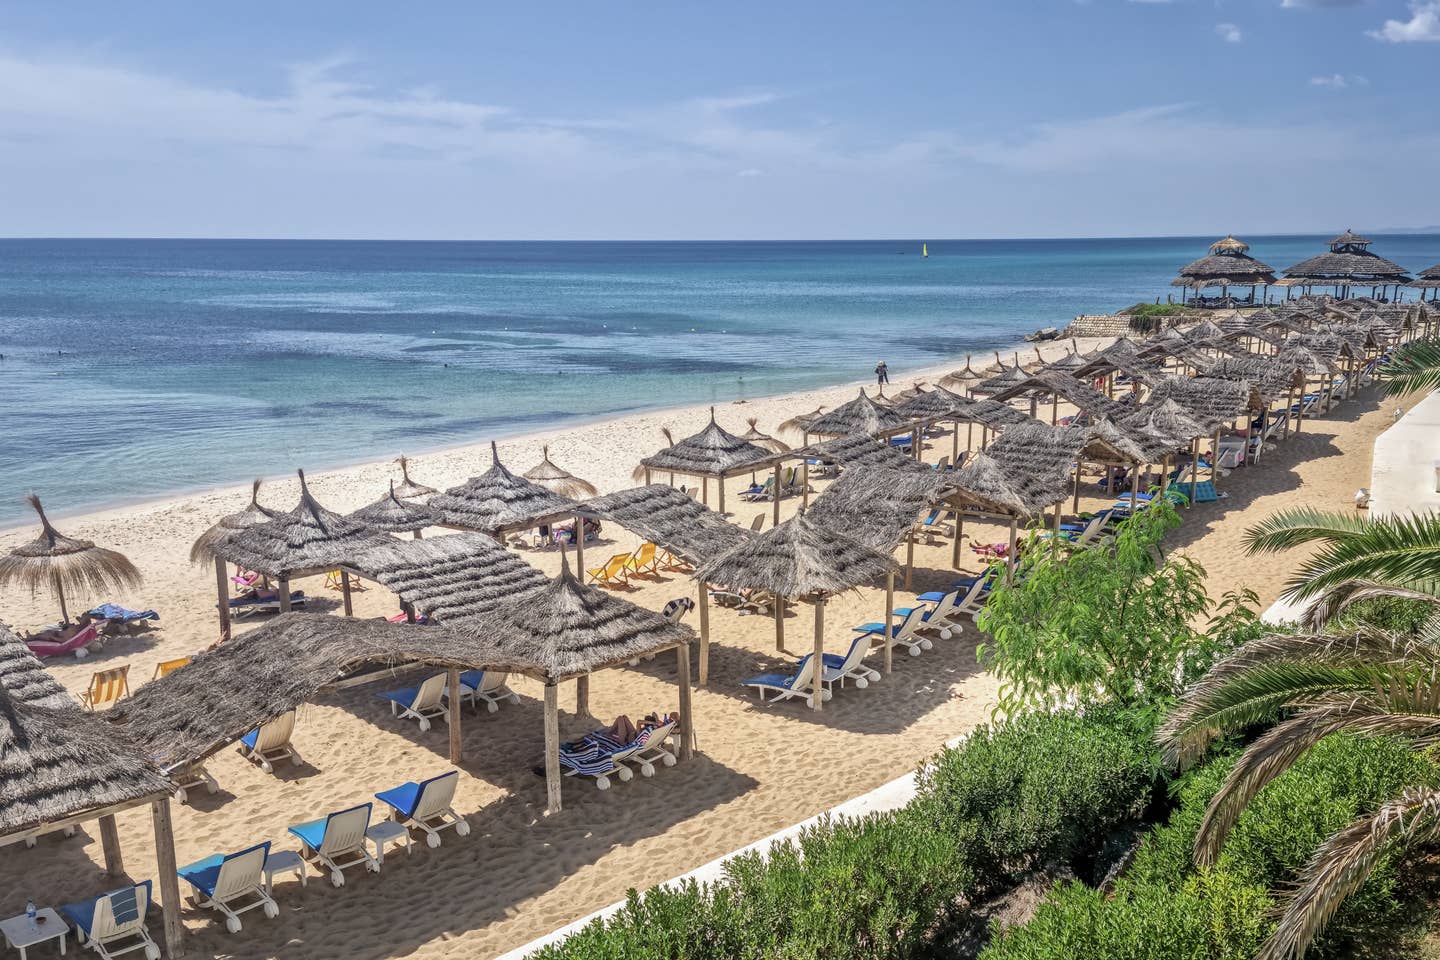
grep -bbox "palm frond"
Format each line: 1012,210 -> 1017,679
1247,510 -> 1440,603
1302,578 -> 1440,632
1257,787 -> 1440,960
1383,340 -> 1440,397
1243,507 -> 1375,555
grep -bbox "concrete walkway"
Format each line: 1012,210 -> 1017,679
1370,390 -> 1440,518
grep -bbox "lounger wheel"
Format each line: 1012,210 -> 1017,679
939,628 -> 953,640
908,646 -> 922,657
330,870 -> 345,887
290,751 -> 302,766
455,820 -> 471,837
426,833 -> 442,849
173,786 -> 188,803
508,692 -> 521,705
920,638 -> 933,651
261,759 -> 273,773
366,859 -> 381,873
485,701 -> 499,714
418,718 -> 431,732
596,775 -> 611,790
639,763 -> 654,777
822,688 -> 833,701
263,900 -> 280,919
205,775 -> 219,794
855,676 -> 869,689
24,837 -> 35,849
74,647 -> 89,659
662,753 -> 677,767
618,766 -> 634,782
226,916 -> 243,934
144,944 -> 161,960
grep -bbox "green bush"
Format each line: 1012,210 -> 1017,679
980,733 -> 1440,960
912,707 -> 1160,892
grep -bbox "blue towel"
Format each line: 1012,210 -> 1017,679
61,881 -> 151,937
86,604 -> 158,623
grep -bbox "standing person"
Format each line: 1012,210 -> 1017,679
875,360 -> 889,385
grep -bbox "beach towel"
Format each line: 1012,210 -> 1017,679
87,604 -> 160,623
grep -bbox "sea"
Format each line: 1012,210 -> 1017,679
2,235 -> 1438,528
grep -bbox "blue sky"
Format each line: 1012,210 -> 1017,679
0,1 -> 1436,239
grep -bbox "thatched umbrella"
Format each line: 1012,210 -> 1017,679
803,388 -> 913,440
0,622 -> 72,710
973,363 -> 1032,397
737,418 -> 791,454
939,355 -> 985,394
696,509 -> 898,707
777,406 -> 826,437
350,481 -> 434,537
523,445 -> 599,500
189,480 -> 281,565
0,495 -> 142,625
391,455 -> 437,501
429,442 -> 581,539
635,412 -> 779,515
1043,341 -> 1089,373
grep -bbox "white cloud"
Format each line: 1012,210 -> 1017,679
1283,0 -> 1371,8
736,168 -> 764,177
1368,1 -> 1440,40
1309,73 -> 1369,86
1216,22 -> 1244,41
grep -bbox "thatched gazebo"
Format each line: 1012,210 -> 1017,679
1408,264 -> 1440,302
391,455 -> 437,501
1278,230 -> 1413,301
362,532 -> 551,624
967,422 -> 1088,548
0,495 -> 142,626
350,481 -> 435,538
429,441 -> 585,557
808,464 -> 948,596
1143,375 -> 1259,494
523,446 -> 599,500
636,410 -> 783,517
1170,235 -> 1276,307
1,636 -> 184,957
938,355 -> 986,395
986,369 -> 1131,426
800,389 -> 915,446
1070,338 -> 1165,395
695,510 -> 899,709
737,418 -> 791,454
191,481 -> 284,640
939,452 -> 1048,575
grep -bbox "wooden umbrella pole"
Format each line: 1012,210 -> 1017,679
152,800 -> 187,957
278,577 -> 291,614
811,598 -> 825,712
448,667 -> 463,763
56,582 -> 69,625
215,558 -> 231,641
697,585 -> 711,686
774,595 -> 785,653
575,674 -> 590,718
543,683 -> 562,814
772,461 -> 782,527
341,571 -> 354,617
718,474 -> 726,515
1007,518 -> 1018,583
883,572 -> 895,676
574,514 -> 585,574
676,644 -> 694,758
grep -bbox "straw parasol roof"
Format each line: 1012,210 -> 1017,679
982,422 -> 1088,513
947,451 -> 1035,516
736,418 -> 791,454
523,445 -> 599,500
973,363 -> 1033,396
0,495 -> 143,623
986,369 -> 1130,420
1071,338 -> 1165,387
807,466 -> 948,552
1144,375 -> 1256,433
1078,418 -> 1176,467
1,684 -> 171,839
0,622 -> 71,710
801,389 -> 913,438
1171,235 -> 1276,289
963,397 -> 1037,430
1279,230 -> 1412,286
1204,356 -> 1304,400
1183,319 -> 1228,343
429,442 -> 582,535
580,485 -> 750,566
638,410 -> 778,479
1408,265 -> 1440,290
361,533 -> 549,624
938,355 -> 986,391
349,481 -> 435,535
696,509 -> 899,599
777,406 -> 826,437
1042,342 -> 1089,372
481,556 -> 695,682
218,470 -> 395,578
391,456 -> 437,501
189,479 -> 282,565
1125,398 -> 1205,444
896,385 -> 975,422
798,433 -> 934,473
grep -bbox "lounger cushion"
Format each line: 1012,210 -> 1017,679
742,671 -> 800,690
177,854 -> 227,897
376,781 -> 423,818
916,591 -> 948,603
287,818 -> 327,851
377,687 -> 420,707
457,670 -> 485,691
240,727 -> 260,750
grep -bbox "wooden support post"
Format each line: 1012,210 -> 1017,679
702,475 -> 708,506
1051,503 -> 1062,555
952,421 -> 959,463
644,468 -> 652,485
574,513 -> 585,574
215,558 -> 231,642
1072,464 -> 1082,513
718,475 -> 726,516
951,514 -> 963,570
774,595 -> 785,653
405,602 -> 417,624
1189,440 -> 1200,506
904,532 -> 914,590
675,644 -> 694,759
1007,518 -> 1018,582
99,814 -> 124,877
341,571 -> 354,617
772,461 -> 782,527
1051,395 -> 1058,426
151,800 -> 186,957
697,585 -> 711,685
1212,428 -> 1222,486
543,683 -> 561,815
278,577 -> 291,613
802,461 -> 811,508
576,674 -> 590,718
811,599 -> 825,712
883,572 -> 895,676
966,422 -> 973,455
448,667 -> 463,764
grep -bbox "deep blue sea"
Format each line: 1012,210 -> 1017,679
3,235 -> 1438,527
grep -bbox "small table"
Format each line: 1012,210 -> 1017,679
365,821 -> 411,865
1,910 -> 67,958
263,850 -> 307,894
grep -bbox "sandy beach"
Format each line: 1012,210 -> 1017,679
0,338 -> 1417,960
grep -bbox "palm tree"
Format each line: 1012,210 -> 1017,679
1159,629 -> 1440,960
1243,507 -> 1440,634
1384,338 -> 1440,397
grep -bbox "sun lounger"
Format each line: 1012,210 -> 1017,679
86,605 -> 159,633
625,542 -> 661,577
378,673 -> 448,732
742,653 -> 825,706
620,718 -> 679,777
151,657 -> 190,680
177,842 -> 279,933
741,477 -> 775,502
61,881 -> 159,960
238,710 -> 299,772
324,570 -> 366,593
170,761 -> 220,804
226,590 -> 307,618
449,670 -> 520,713
26,620 -> 104,660
79,665 -> 131,710
586,553 -> 632,588
896,586 -> 964,639
749,514 -> 765,532
914,508 -> 954,544
375,771 -> 470,848
288,804 -> 379,887
851,606 -> 929,657
816,635 -> 880,692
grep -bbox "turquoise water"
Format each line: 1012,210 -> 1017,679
2,236 -> 1438,526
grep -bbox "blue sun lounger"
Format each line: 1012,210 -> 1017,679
376,771 -> 470,847
61,880 -> 159,960
742,653 -> 823,706
287,803 -> 378,887
177,842 -> 278,934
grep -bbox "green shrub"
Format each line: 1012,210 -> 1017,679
913,707 -> 1160,892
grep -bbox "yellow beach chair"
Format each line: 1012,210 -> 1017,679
626,543 -> 660,578
325,570 -> 367,593
152,656 -> 191,681
587,553 -> 632,588
80,665 -> 131,711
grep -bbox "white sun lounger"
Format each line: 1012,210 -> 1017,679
951,572 -> 999,621
621,719 -> 679,777
378,673 -> 448,732
817,635 -> 880,692
449,670 -> 520,714
741,654 -> 826,706
851,606 -> 929,657
287,803 -> 379,887
375,771 -> 471,848
61,881 -> 160,960
896,587 -> 963,640
238,710 -> 299,772
177,842 -> 279,934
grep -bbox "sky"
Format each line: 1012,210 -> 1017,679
0,1 -> 1436,240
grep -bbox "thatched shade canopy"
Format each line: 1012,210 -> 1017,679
938,356 -> 985,391
895,385 -> 974,422
391,455 -> 437,501
216,471 -> 394,579
777,406 -> 825,437
947,451 -> 1032,516
737,418 -> 791,454
0,495 -> 143,624
0,622 -> 71,710
972,363 -> 1032,396
523,446 -> 599,500
349,481 -> 435,535
1408,264 -> 1440,291
801,389 -> 913,439
429,442 -> 582,536
807,466 -> 947,552
963,397 -> 1037,430
1070,339 -> 1164,387
1279,231 -> 1412,288
579,485 -> 750,567
1079,418 -> 1177,467
695,509 -> 898,600
797,434 -> 934,474
987,369 -> 1130,421
1144,375 -> 1257,433
189,479 -> 282,565
981,422 -> 1087,514
1042,343 -> 1089,372
1125,398 -> 1205,443
1171,235 -> 1276,290
1204,356 -> 1305,400
639,410 -> 779,479
362,533 -> 550,624
1183,319 -> 1228,343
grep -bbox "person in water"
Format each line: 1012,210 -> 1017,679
875,360 -> 890,385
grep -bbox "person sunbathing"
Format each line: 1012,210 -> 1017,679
236,586 -> 283,603
27,613 -> 96,642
